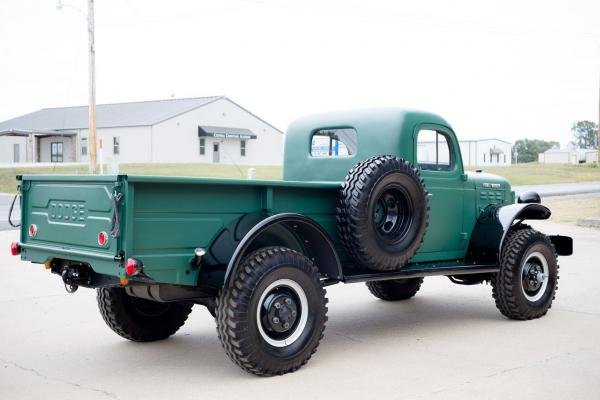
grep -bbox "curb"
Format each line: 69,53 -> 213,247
577,218 -> 600,229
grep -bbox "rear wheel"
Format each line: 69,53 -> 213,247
492,228 -> 559,320
97,287 -> 193,342
216,247 -> 328,376
366,278 -> 423,301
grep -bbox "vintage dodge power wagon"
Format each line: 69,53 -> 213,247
10,108 -> 572,376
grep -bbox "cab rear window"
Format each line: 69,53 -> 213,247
310,128 -> 357,157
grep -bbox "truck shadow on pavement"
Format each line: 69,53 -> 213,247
94,293 -> 507,379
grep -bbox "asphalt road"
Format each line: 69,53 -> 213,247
0,220 -> 598,400
514,181 -> 600,198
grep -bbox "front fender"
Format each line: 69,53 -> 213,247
467,203 -> 551,263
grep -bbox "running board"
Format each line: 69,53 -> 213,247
336,263 -> 499,285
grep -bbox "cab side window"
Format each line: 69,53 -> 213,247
416,129 -> 453,171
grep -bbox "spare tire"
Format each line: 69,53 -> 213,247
336,155 -> 428,271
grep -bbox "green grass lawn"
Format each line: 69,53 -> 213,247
473,163 -> 600,185
1,162 -> 599,194
0,164 -> 283,194
544,195 -> 600,225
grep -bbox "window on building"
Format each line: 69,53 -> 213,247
81,137 -> 88,156
310,128 -> 357,157
416,129 -> 452,171
503,154 -> 506,163
240,140 -> 246,156
199,138 -> 205,155
113,137 -> 120,155
51,142 -> 63,163
483,153 -> 486,163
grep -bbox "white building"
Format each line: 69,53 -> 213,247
459,139 -> 512,166
418,138 -> 512,167
0,96 -> 283,166
538,148 -> 598,164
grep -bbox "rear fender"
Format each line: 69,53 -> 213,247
221,213 -> 342,288
468,203 -> 552,263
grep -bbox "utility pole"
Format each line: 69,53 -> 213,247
87,0 -> 97,174
56,0 -> 97,173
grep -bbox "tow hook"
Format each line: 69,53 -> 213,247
62,270 -> 79,293
60,266 -> 91,294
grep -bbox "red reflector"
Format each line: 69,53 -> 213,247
28,224 -> 37,238
10,242 -> 21,256
125,258 -> 142,276
98,231 -> 108,246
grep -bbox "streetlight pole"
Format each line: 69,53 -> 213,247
87,0 -> 97,174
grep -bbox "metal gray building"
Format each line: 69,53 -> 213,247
0,96 -> 283,165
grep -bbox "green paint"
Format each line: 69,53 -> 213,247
18,108 -> 513,287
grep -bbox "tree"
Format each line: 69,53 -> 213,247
513,139 -> 559,163
571,120 -> 598,149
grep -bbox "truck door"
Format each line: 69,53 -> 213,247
414,125 -> 466,259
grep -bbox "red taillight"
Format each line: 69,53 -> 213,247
10,242 -> 21,256
28,224 -> 37,238
98,231 -> 108,247
125,258 -> 143,276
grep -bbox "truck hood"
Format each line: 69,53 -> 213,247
465,170 -> 511,191
465,170 -> 515,205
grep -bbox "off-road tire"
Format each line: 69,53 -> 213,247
491,228 -> 559,320
97,287 -> 193,342
216,247 -> 328,376
337,155 -> 428,271
366,278 -> 424,301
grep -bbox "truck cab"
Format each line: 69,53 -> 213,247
284,108 -> 512,261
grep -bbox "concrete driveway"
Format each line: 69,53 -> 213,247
0,220 -> 598,400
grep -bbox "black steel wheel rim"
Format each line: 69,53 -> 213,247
373,185 -> 413,242
259,284 -> 303,342
520,251 -> 549,302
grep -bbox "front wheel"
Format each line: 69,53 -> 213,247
492,228 -> 559,320
216,247 -> 328,376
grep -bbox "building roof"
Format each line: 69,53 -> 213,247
0,96 -> 283,133
459,138 -> 512,145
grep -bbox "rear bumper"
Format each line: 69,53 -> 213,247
19,242 -> 123,278
20,242 -> 120,262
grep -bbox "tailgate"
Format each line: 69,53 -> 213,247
19,175 -> 123,263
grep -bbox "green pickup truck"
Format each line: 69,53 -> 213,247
10,108 -> 572,376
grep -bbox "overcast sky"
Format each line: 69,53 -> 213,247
0,0 -> 598,145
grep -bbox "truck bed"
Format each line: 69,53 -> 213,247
18,174 -> 341,286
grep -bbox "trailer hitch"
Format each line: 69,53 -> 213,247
61,266 -> 92,294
